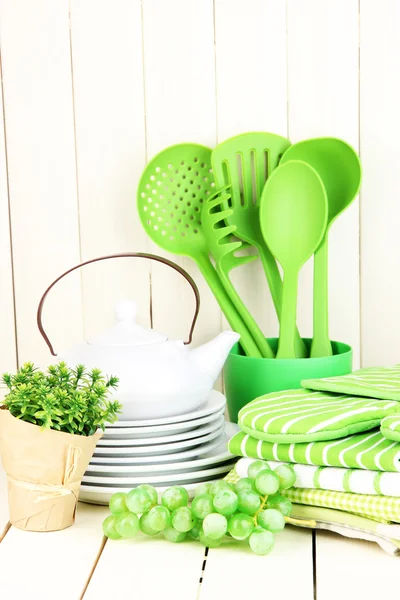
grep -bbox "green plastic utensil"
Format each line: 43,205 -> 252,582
280,138 -> 361,358
260,160 -> 328,359
201,188 -> 274,358
137,143 -> 262,357
211,132 -> 307,358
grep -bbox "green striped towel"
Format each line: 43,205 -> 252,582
228,429 -> 400,472
303,365 -> 400,401
234,457 -> 400,497
381,415 -> 400,442
238,389 -> 400,443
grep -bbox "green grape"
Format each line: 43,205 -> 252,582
109,492 -> 128,516
115,512 -> 140,538
161,486 -> 189,511
227,513 -> 254,540
248,460 -> 270,480
188,520 -> 202,540
199,532 -> 222,548
191,494 -> 214,520
249,527 -> 275,555
163,526 -> 187,543
203,513 -> 228,540
140,512 -> 159,536
266,494 -> 293,517
213,489 -> 238,516
194,482 -> 212,497
237,490 -> 261,516
172,506 -> 195,532
146,505 -> 171,532
257,509 -> 285,533
274,464 -> 296,490
136,484 -> 158,505
234,477 -> 255,494
126,488 -> 153,514
210,480 -> 232,496
102,515 -> 122,540
254,469 -> 280,495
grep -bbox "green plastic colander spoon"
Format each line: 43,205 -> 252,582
211,132 -> 307,358
280,138 -> 361,358
260,160 -> 328,359
137,143 -> 262,357
201,188 -> 274,358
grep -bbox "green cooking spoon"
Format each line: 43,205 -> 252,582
211,132 -> 307,358
201,187 -> 274,358
280,138 -> 361,358
137,143 -> 262,357
260,160 -> 328,359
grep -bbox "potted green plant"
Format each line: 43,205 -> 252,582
0,362 -> 121,532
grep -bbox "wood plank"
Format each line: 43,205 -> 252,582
200,526 -> 313,599
287,0 -> 360,366
0,501 -> 108,599
316,531 -> 400,600
70,0 -> 151,340
0,47 -> 17,391
0,0 -> 83,366
214,0 -> 288,339
359,0 -> 400,366
85,536 -> 205,600
142,0 -> 222,351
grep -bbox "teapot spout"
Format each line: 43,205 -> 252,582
189,331 -> 240,385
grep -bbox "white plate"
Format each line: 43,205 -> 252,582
80,474 -> 227,505
97,416 -> 224,447
102,407 -> 225,439
82,462 -> 236,486
92,424 -> 224,457
106,390 -> 226,428
89,422 -> 239,464
86,435 -> 236,476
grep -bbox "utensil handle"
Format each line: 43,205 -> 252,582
258,244 -> 307,358
215,266 -> 274,358
311,239 -> 333,358
37,253 -> 201,356
196,254 -> 263,358
277,268 -> 299,359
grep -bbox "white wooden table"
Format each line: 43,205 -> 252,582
0,465 -> 398,600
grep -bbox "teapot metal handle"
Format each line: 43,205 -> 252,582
37,253 -> 200,356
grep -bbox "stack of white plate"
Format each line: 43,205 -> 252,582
80,391 -> 239,504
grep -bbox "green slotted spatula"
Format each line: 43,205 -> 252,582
137,143 -> 262,357
211,132 -> 307,358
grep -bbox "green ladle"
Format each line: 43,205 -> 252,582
137,143 -> 262,357
260,160 -> 328,359
280,138 -> 362,358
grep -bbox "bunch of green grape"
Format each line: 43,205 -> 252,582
102,460 -> 296,555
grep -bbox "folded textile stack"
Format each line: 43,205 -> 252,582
227,365 -> 400,554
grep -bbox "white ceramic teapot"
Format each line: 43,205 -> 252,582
37,254 -> 240,420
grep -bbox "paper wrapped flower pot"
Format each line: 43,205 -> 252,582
0,409 -> 101,532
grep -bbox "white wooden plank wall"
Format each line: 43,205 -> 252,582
0,0 -> 399,376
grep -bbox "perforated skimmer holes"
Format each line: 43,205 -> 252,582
140,157 -> 215,244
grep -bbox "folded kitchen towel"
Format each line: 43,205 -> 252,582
228,429 -> 400,471
380,415 -> 400,442
238,389 -> 400,443
303,365 -> 400,401
234,457 -> 400,497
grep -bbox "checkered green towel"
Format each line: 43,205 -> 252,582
228,429 -> 400,472
238,389 -> 400,443
303,365 -> 400,401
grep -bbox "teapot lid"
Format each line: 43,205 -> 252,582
87,300 -> 167,347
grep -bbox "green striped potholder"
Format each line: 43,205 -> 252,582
302,365 -> 400,401
381,415 -> 400,442
238,389 -> 400,443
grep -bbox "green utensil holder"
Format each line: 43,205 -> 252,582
224,338 -> 352,423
